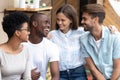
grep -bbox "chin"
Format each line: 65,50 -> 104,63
43,33 -> 48,37
43,34 -> 47,37
23,40 -> 28,42
59,27 -> 64,30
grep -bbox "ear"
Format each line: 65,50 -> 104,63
94,17 -> 99,23
15,30 -> 21,37
32,21 -> 38,27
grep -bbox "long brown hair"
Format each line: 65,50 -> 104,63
56,4 -> 78,30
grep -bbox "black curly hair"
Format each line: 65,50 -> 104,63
2,11 -> 29,39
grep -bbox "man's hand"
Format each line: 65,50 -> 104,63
108,25 -> 119,34
31,68 -> 40,80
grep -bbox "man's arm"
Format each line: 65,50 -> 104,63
85,57 -> 106,80
50,61 -> 59,80
110,59 -> 120,80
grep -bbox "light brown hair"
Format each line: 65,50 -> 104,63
81,4 -> 105,24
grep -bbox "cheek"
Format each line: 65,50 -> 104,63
85,20 -> 91,25
64,20 -> 71,26
37,27 -> 43,32
56,20 -> 60,25
87,21 -> 94,26
19,33 -> 28,41
37,27 -> 45,35
23,32 -> 29,38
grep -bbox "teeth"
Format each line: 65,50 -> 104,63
44,29 -> 50,31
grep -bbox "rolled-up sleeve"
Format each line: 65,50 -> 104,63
113,35 -> 120,59
80,41 -> 90,58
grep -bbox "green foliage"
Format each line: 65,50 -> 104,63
30,0 -> 33,3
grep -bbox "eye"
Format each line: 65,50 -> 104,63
61,19 -> 65,22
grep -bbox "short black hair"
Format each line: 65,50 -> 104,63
2,11 -> 29,39
29,13 -> 45,28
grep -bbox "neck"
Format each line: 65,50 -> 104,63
29,34 -> 43,44
60,28 -> 70,34
6,37 -> 21,51
91,25 -> 102,41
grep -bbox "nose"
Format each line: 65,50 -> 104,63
81,19 -> 86,26
81,19 -> 84,24
28,31 -> 30,35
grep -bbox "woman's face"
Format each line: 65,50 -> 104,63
17,22 -> 30,42
56,12 -> 72,33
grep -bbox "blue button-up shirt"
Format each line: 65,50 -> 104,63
49,27 -> 85,71
80,26 -> 120,79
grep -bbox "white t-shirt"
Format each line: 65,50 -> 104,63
23,38 -> 59,80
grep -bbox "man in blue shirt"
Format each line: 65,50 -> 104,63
80,4 -> 120,80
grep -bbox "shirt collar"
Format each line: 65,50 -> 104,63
101,25 -> 106,40
58,29 -> 72,38
89,25 -> 105,44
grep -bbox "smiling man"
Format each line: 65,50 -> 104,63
24,13 -> 60,80
80,4 -> 120,80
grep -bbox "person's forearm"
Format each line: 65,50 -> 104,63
51,75 -> 59,80
110,69 -> 120,80
51,70 -> 59,80
111,59 -> 120,80
90,67 -> 106,80
85,57 -> 106,80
